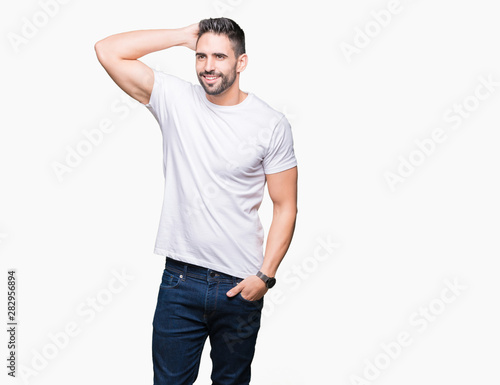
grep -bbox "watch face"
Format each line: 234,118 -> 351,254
267,277 -> 276,288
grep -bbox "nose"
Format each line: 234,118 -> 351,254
204,56 -> 216,73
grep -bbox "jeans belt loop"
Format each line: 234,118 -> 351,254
182,263 -> 188,280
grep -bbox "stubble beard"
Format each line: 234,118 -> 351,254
198,64 -> 238,96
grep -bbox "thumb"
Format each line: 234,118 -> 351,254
227,283 -> 243,297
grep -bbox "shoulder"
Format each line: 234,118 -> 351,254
151,69 -> 196,92
246,93 -> 286,128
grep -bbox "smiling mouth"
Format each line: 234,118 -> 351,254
203,75 -> 220,83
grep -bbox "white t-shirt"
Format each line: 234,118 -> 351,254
143,69 -> 297,279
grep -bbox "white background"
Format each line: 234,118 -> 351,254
1,0 -> 499,384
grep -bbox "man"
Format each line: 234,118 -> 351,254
95,17 -> 298,384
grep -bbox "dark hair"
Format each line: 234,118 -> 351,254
197,17 -> 245,58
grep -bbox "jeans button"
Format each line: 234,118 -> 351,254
210,272 -> 215,277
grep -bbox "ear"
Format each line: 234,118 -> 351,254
236,53 -> 248,73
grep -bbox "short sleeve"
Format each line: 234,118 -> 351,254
263,115 -> 298,174
143,69 -> 192,123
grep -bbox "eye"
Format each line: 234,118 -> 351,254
216,54 -> 224,59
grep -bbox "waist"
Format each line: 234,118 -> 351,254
165,256 -> 242,284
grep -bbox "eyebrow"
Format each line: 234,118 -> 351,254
195,52 -> 228,58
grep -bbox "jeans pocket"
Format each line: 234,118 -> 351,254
237,292 -> 262,304
160,268 -> 182,289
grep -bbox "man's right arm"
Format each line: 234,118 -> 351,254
94,23 -> 199,105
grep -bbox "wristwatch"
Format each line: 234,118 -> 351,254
256,270 -> 276,288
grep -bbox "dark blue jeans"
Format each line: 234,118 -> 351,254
152,257 -> 264,385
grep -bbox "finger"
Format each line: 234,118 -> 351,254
226,283 -> 243,297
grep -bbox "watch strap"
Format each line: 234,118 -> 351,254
256,270 -> 276,288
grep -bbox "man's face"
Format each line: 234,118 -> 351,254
196,33 -> 240,96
